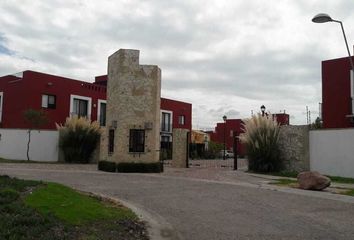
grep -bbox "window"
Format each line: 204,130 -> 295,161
161,112 -> 171,132
42,94 -> 56,109
129,129 -> 145,152
178,115 -> 185,125
73,98 -> 88,117
161,136 -> 170,142
108,129 -> 115,154
98,100 -> 106,126
70,95 -> 92,119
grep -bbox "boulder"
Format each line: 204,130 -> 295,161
297,171 -> 331,190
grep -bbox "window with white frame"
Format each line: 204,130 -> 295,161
161,111 -> 172,132
98,100 -> 106,126
42,94 -> 56,109
178,115 -> 185,125
70,95 -> 92,119
0,92 -> 3,123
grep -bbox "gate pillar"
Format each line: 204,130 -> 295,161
172,128 -> 189,168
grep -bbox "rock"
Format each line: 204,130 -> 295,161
297,171 -> 331,190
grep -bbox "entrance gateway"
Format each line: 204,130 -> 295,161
100,49 -> 161,166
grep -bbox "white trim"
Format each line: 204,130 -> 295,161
69,94 -> 92,119
160,110 -> 173,133
97,99 -> 107,126
0,92 -> 3,123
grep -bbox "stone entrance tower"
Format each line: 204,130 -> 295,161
105,49 -> 161,165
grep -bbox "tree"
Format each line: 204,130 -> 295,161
310,117 -> 323,129
23,109 -> 48,161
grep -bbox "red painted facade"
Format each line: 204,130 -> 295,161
208,119 -> 246,156
160,98 -> 192,133
322,56 -> 354,128
0,70 -> 192,132
208,114 -> 289,156
272,113 -> 290,126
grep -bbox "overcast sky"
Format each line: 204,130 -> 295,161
0,0 -> 353,129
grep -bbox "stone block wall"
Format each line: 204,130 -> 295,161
172,128 -> 189,168
278,125 -> 310,172
105,49 -> 161,164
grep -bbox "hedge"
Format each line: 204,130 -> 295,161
117,162 -> 162,173
98,161 -> 117,172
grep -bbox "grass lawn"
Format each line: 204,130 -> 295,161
269,178 -> 298,187
343,189 -> 354,196
0,175 -> 148,240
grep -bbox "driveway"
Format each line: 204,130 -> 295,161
1,163 -> 354,240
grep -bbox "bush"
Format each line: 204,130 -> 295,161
57,116 -> 101,163
0,188 -> 20,204
239,114 -> 282,172
117,162 -> 162,173
203,141 -> 223,159
98,161 -> 117,172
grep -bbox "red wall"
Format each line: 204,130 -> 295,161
0,71 -> 192,131
160,97 -> 192,133
322,57 -> 354,128
209,119 -> 246,156
0,71 -> 106,129
272,113 -> 289,125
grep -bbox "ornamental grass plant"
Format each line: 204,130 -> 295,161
239,114 -> 282,172
56,116 -> 101,163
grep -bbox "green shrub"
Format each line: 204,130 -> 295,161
117,162 -> 162,173
0,188 -> 20,204
57,116 -> 101,163
239,114 -> 282,172
98,161 -> 117,172
203,141 -> 223,159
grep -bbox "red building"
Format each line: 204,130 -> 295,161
207,119 -> 246,156
207,113 -> 289,156
272,113 -> 290,126
322,56 -> 354,128
0,70 -> 192,139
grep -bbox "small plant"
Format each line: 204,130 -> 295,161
239,114 -> 281,172
98,161 -> 117,172
56,116 -> 101,163
23,109 -> 48,161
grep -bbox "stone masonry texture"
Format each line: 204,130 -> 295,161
278,125 -> 310,172
172,128 -> 189,168
104,49 -> 161,163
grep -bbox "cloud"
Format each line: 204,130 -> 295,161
0,0 -> 351,128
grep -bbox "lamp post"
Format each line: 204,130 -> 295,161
312,13 -> 354,71
260,105 -> 266,117
312,13 -> 354,116
223,115 -> 227,160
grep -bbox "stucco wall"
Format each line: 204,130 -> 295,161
278,125 -> 310,172
310,128 -> 354,178
0,129 -> 59,162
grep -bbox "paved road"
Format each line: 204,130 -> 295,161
1,164 -> 354,240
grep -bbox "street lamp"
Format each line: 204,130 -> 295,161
312,13 -> 354,117
223,115 -> 227,160
260,105 -> 266,117
312,13 -> 354,71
